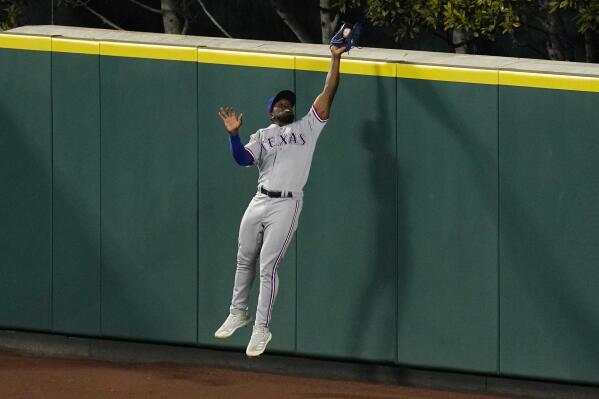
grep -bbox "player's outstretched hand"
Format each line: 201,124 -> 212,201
218,106 -> 243,135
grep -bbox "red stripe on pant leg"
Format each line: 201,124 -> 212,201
266,200 -> 299,327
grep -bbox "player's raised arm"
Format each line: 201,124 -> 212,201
312,46 -> 345,121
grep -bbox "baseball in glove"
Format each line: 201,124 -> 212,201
329,21 -> 363,53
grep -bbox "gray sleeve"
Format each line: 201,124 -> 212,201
244,130 -> 262,164
298,105 -> 328,139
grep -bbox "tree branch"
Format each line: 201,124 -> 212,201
80,2 -> 123,30
182,16 -> 190,35
332,13 -> 340,32
197,0 -> 232,38
270,0 -> 313,43
161,0 -> 182,34
320,0 -> 342,44
129,0 -> 162,14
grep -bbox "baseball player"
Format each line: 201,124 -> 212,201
214,45 -> 346,357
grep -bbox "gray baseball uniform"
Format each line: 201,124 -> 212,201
229,105 -> 328,327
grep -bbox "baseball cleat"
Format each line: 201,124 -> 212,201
214,312 -> 252,339
246,325 -> 272,357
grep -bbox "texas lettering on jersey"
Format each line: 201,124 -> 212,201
243,107 -> 327,192
260,131 -> 307,151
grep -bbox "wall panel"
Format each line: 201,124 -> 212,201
396,78 -> 498,373
0,44 -> 52,330
296,70 -> 398,363
100,54 -> 198,343
499,85 -> 599,384
52,42 -> 102,335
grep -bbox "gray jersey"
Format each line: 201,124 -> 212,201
244,105 -> 328,192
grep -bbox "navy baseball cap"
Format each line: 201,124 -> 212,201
266,90 -> 296,113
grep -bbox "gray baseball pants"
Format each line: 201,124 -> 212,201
229,193 -> 303,328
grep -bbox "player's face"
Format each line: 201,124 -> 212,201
270,98 -> 294,126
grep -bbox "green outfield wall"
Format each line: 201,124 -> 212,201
1,26 -> 599,385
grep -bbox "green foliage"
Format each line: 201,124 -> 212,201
335,0 -> 439,41
338,0 -> 528,43
0,0 -> 26,30
549,0 -> 599,32
441,0 -> 524,40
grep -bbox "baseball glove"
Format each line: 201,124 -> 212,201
329,21 -> 363,54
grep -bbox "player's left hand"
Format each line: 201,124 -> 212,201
218,106 -> 243,135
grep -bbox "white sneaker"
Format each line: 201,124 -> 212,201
246,325 -> 272,357
214,311 -> 252,339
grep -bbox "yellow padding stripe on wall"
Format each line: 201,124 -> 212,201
296,56 -> 395,77
295,56 -> 328,72
3,34 -> 599,91
0,34 -> 51,52
499,71 -> 599,93
197,49 -> 294,69
100,41 -> 197,62
397,64 -> 498,85
52,38 -> 99,55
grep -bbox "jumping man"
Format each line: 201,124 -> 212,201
215,45 -> 346,357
